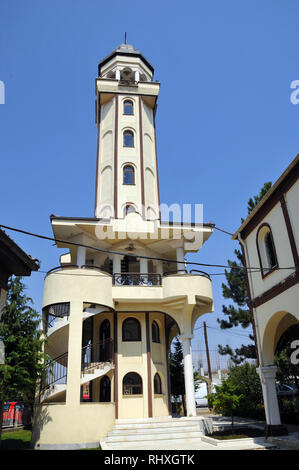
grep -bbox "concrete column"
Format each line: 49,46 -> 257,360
115,69 -> 120,80
76,246 -> 86,267
257,365 -> 288,436
66,301 -> 83,407
180,334 -> 196,417
140,257 -> 148,274
135,70 -> 140,82
176,247 -> 185,274
113,254 -> 121,274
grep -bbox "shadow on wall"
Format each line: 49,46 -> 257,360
30,405 -> 53,449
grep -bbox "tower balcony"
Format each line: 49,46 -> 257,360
43,265 -> 213,333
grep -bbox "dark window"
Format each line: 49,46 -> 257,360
256,224 -> 278,276
124,100 -> 134,115
265,232 -> 277,269
123,372 -> 143,395
122,317 -> 141,341
123,165 -> 135,185
100,375 -> 111,402
154,373 -> 162,394
123,130 -> 134,147
124,204 -> 136,216
152,320 -> 160,343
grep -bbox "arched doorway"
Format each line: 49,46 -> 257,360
100,375 -> 111,402
99,319 -> 111,362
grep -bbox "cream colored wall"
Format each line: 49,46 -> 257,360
244,202 -> 294,298
285,180 -> 299,250
150,313 -> 169,417
117,312 -> 148,418
32,403 -> 115,448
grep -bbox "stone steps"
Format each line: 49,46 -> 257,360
101,417 -> 206,450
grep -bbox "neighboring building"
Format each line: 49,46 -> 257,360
31,44 -> 214,449
0,228 -> 40,363
233,154 -> 299,436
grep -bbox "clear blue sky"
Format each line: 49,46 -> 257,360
1,0 -> 299,369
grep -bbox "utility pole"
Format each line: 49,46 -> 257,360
203,322 -> 212,394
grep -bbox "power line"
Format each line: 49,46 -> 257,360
1,223 -> 298,274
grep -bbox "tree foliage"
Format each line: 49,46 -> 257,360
0,277 -> 44,404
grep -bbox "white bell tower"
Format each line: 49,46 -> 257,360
94,44 -> 161,222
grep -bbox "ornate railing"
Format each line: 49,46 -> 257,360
112,272 -> 162,286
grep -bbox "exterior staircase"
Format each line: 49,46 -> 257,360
100,416 -> 211,450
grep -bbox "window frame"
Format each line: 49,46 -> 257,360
123,130 -> 134,148
153,373 -> 162,395
123,372 -> 143,395
256,223 -> 279,278
123,99 -> 134,116
152,320 -> 160,343
123,164 -> 135,185
122,317 -> 142,342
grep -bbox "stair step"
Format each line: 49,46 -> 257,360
106,430 -> 202,443
109,425 -> 200,436
101,437 -> 204,450
114,421 -> 201,431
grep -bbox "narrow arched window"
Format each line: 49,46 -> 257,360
154,373 -> 162,394
122,317 -> 141,341
152,320 -> 160,343
124,100 -> 134,115
124,204 -> 136,216
256,223 -> 278,277
123,372 -> 143,395
123,165 -> 135,185
123,130 -> 134,147
100,375 -> 111,402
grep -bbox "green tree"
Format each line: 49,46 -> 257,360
208,379 -> 243,432
0,277 -> 44,445
226,363 -> 264,419
217,182 -> 272,364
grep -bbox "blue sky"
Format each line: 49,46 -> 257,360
1,0 -> 299,370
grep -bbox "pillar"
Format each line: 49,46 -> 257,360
135,70 -> 140,82
66,301 -> 83,407
257,365 -> 288,436
113,254 -> 121,274
140,257 -> 148,274
76,246 -> 86,267
115,69 -> 120,80
176,247 -> 185,274
180,334 -> 196,417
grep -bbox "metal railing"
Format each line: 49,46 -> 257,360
112,272 -> 162,286
39,351 -> 68,398
81,339 -> 114,374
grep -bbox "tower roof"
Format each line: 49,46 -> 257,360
98,43 -> 154,75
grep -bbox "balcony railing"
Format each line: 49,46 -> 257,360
112,272 -> 162,286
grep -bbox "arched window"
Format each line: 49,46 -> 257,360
124,204 -> 136,216
100,375 -> 111,402
123,100 -> 134,115
123,372 -> 143,395
152,320 -> 160,343
123,165 -> 135,185
123,130 -> 134,147
256,223 -> 278,277
122,317 -> 141,341
154,373 -> 162,395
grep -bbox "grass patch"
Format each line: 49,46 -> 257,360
1,429 -> 32,450
210,427 -> 265,440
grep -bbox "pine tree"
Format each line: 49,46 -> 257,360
0,277 -> 44,444
217,182 -> 272,364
